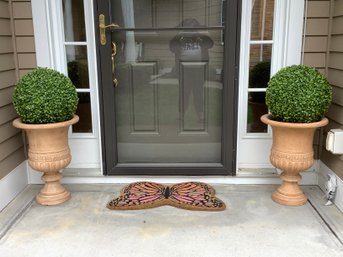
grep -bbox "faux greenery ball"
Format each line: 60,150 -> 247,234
266,65 -> 332,123
13,67 -> 79,124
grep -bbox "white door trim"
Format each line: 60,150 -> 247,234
31,0 -> 102,172
318,162 -> 343,213
236,0 -> 305,170
0,161 -> 28,212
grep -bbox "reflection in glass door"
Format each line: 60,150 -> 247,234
97,0 -> 239,175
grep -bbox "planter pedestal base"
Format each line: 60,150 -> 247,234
13,116 -> 79,206
36,172 -> 71,205
272,173 -> 307,206
261,114 -> 328,206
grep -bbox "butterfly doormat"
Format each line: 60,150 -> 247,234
107,181 -> 226,211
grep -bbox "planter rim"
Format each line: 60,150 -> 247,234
13,115 -> 79,130
260,114 -> 328,128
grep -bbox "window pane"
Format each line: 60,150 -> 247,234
62,0 -> 86,42
249,60 -> 271,89
251,0 -> 274,40
66,46 -> 89,88
247,92 -> 268,133
249,44 -> 272,73
72,92 -> 92,133
247,45 -> 271,133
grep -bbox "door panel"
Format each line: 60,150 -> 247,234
181,62 -> 207,131
131,62 -> 158,132
96,0 -> 240,175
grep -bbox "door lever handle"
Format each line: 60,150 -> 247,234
111,42 -> 118,87
99,14 -> 119,45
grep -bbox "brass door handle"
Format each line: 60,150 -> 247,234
111,42 -> 118,87
99,14 -> 119,45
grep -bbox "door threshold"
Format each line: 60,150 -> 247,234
29,169 -> 318,185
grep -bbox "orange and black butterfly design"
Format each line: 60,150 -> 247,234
107,181 -> 225,211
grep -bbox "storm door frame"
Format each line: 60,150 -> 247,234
94,0 -> 242,176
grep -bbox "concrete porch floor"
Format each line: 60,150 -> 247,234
1,184 -> 343,257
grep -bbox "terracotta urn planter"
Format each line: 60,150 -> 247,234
13,115 -> 79,205
261,114 -> 328,206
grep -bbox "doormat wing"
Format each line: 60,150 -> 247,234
107,181 -> 225,211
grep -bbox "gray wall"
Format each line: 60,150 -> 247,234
321,0 -> 343,179
0,0 -> 36,180
303,0 -> 343,180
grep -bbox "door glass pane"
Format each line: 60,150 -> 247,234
249,60 -> 271,89
66,46 -> 89,88
62,0 -> 86,42
247,93 -> 268,133
249,44 -> 272,71
110,0 -> 224,28
72,92 -> 93,133
113,27 -> 224,163
251,0 -> 275,40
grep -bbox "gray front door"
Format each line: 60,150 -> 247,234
96,0 -> 240,175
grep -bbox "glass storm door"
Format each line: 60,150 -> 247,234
96,0 -> 239,175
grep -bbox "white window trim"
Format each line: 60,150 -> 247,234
237,0 -> 305,169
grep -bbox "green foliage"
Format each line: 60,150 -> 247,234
266,65 -> 332,123
12,67 -> 79,124
249,61 -> 271,103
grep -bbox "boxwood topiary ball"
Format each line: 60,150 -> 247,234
266,65 -> 332,123
13,67 -> 79,124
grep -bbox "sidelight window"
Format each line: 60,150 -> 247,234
62,0 -> 93,133
247,0 -> 274,133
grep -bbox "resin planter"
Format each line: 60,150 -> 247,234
13,115 -> 79,205
261,114 -> 328,206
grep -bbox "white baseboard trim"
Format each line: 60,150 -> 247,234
0,161 -> 28,211
318,162 -> 343,213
